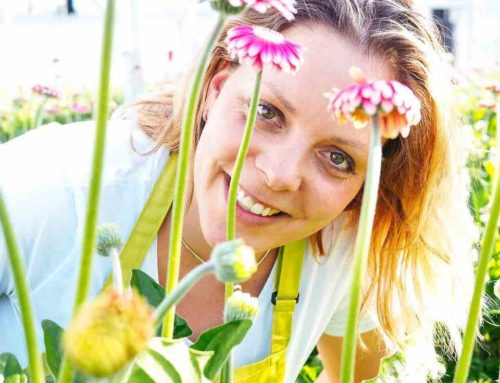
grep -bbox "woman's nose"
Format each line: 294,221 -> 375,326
254,147 -> 304,192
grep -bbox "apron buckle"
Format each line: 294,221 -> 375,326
271,291 -> 300,305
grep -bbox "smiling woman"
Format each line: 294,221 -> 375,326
132,0 -> 476,380
0,0 -> 476,382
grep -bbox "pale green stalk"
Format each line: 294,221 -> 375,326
111,248 -> 123,295
58,1 -> 115,382
220,71 -> 262,383
340,118 -> 382,383
452,100 -> 500,383
162,14 -> 226,338
33,96 -> 48,129
154,262 -> 214,328
0,192 -> 44,383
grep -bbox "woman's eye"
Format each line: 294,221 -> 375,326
257,103 -> 278,121
329,151 -> 354,172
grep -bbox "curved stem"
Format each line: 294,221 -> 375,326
58,1 -> 116,382
224,71 -> 262,298
154,262 -> 214,328
340,117 -> 382,383
221,70 -> 262,383
453,104 -> 500,383
0,192 -> 44,383
162,14 -> 226,338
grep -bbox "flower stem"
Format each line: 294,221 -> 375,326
111,248 -> 123,295
154,262 -> 214,328
57,1 -> 115,382
221,70 -> 263,383
162,14 -> 226,339
453,104 -> 500,383
0,192 -> 44,383
33,96 -> 48,129
340,117 -> 382,383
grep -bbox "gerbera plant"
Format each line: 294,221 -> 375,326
452,82 -> 500,383
221,23 -> 303,383
326,67 -> 422,383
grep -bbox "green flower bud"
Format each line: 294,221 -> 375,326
224,289 -> 259,322
211,239 -> 257,283
63,288 -> 154,377
96,223 -> 123,257
209,0 -> 246,15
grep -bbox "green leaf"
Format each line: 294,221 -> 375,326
173,316 -> 193,340
131,269 -> 165,307
117,338 -> 212,383
190,319 -> 253,380
130,269 -> 193,339
0,353 -> 23,379
41,320 -> 64,378
40,320 -> 85,383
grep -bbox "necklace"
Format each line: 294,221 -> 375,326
181,237 -> 273,267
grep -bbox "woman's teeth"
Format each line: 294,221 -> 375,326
236,186 -> 281,217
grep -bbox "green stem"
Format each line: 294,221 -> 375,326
453,109 -> 500,383
221,71 -> 263,383
111,248 -> 123,295
0,192 -> 44,383
58,1 -> 115,382
154,262 -> 214,328
226,71 -> 263,242
162,14 -> 226,338
340,117 -> 382,383
33,96 -> 48,129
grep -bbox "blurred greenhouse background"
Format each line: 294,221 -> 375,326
0,0 -> 499,104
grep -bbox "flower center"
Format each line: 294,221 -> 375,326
253,26 -> 285,44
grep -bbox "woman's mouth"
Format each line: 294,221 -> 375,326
223,173 -> 285,223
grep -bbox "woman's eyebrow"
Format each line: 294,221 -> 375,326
262,81 -> 298,115
328,134 -> 368,155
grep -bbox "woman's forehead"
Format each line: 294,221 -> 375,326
229,23 -> 390,111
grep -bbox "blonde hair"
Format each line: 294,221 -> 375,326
125,0 -> 477,377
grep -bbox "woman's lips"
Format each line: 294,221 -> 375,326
223,173 -> 284,225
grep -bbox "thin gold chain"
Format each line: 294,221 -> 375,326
181,237 -> 272,267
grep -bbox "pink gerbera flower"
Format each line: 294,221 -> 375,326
32,84 -> 61,99
228,0 -> 297,21
70,102 -> 92,114
326,68 -> 421,139
485,81 -> 500,94
225,25 -> 303,73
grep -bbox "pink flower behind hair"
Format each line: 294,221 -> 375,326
326,68 -> 421,139
228,0 -> 297,21
225,25 -> 303,73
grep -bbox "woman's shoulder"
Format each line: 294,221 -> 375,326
0,119 -> 169,189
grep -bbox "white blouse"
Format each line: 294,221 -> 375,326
0,120 -> 378,382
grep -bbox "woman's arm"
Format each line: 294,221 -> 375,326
316,329 -> 388,383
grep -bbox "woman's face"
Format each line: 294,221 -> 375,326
193,23 -> 390,252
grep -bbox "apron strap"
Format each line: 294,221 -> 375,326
104,153 -> 178,288
270,238 -> 306,353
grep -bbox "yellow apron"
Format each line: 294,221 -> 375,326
110,153 -> 305,382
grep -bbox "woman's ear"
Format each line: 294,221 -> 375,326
205,64 -> 232,112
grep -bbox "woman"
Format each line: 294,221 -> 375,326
0,0 -> 476,382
